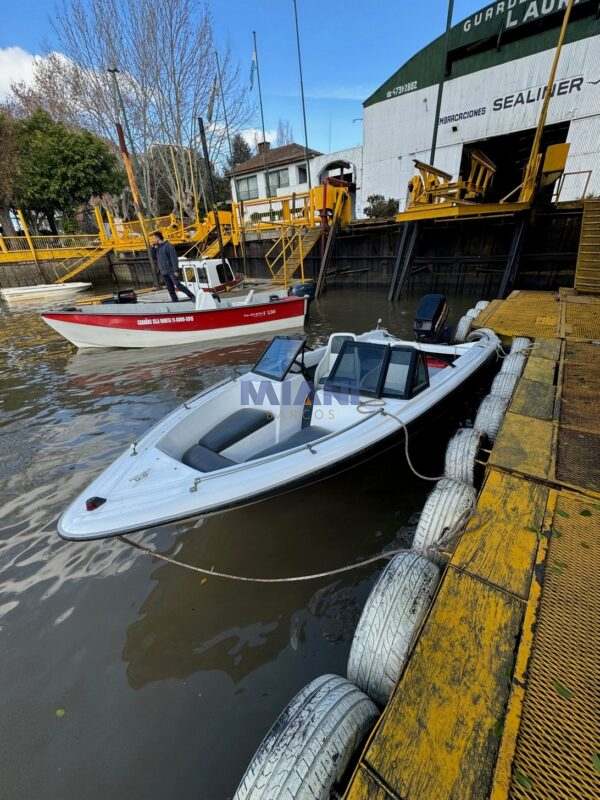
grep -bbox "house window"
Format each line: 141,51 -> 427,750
236,175 -> 259,201
297,165 -> 308,184
268,167 -> 290,190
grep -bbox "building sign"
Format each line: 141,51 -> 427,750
386,80 -> 418,99
439,74 -> 587,123
461,0 -> 585,36
492,75 -> 584,109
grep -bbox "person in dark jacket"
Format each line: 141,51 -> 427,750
150,231 -> 195,302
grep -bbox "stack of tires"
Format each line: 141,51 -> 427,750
233,333 -> 531,800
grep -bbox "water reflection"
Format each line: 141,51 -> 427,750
122,451 -> 426,690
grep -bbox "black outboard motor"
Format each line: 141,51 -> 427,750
413,293 -> 449,342
114,288 -> 138,304
288,282 -> 316,300
102,288 -> 138,305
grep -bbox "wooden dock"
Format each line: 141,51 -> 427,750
345,289 -> 600,800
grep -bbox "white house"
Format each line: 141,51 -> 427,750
229,141 -> 364,218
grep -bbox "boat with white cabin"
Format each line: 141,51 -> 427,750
58,318 -> 500,540
41,258 -> 305,349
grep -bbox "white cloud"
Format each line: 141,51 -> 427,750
0,46 -> 40,99
240,127 -> 278,147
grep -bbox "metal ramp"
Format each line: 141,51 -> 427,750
574,199 -> 600,294
55,245 -> 113,283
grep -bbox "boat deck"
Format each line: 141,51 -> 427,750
345,289 -> 600,800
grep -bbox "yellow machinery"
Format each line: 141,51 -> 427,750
407,149 -> 497,208
400,0 -> 576,224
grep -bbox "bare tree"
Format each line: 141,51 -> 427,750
275,118 -> 294,147
11,0 -> 251,216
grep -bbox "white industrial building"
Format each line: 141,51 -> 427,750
230,1 -> 599,218
362,0 -> 600,210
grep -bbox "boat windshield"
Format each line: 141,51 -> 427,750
253,336 -> 306,381
324,341 -> 389,397
324,341 -> 416,398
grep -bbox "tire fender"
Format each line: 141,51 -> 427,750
491,371 -> 519,400
444,427 -> 486,485
233,674 -> 378,800
347,552 -> 439,707
474,393 -> 508,440
412,477 -> 477,552
453,315 -> 472,343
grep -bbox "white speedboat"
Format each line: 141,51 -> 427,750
58,325 -> 499,540
0,281 -> 91,304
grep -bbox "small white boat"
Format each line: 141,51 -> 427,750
58,325 -> 499,540
41,259 -> 305,349
0,282 -> 91,304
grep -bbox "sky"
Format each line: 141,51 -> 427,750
0,0 -> 487,154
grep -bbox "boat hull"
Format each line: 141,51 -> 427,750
42,296 -> 306,348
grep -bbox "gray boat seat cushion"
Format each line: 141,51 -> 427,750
182,444 -> 235,473
252,425 -> 329,460
199,408 -> 274,452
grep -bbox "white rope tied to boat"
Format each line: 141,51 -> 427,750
357,399 -> 444,482
119,535 -> 406,582
118,502 -> 476,584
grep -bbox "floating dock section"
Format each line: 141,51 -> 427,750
345,289 -> 599,800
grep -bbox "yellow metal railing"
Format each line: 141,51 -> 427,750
0,187 -> 350,267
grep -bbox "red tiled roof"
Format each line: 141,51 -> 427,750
229,143 -> 322,176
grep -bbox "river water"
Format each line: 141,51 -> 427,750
0,288 -> 473,799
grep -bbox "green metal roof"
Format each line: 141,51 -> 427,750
364,0 -> 600,107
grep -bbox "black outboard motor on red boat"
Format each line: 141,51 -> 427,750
288,281 -> 316,300
413,293 -> 449,343
102,288 -> 138,305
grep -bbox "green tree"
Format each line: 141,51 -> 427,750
227,133 -> 252,171
14,110 -> 125,233
0,111 -> 18,234
364,194 -> 399,219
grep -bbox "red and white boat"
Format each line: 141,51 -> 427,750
41,259 -> 306,349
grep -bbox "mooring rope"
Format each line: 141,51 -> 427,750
119,535 -> 406,582
119,502 -> 477,583
357,399 -> 445,482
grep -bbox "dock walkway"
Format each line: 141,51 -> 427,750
345,289 -> 600,800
